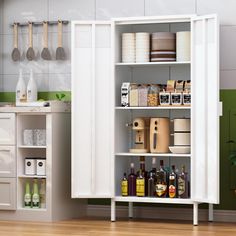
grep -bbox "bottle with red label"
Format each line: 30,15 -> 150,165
155,160 -> 168,197
168,165 -> 178,198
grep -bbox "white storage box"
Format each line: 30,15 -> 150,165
25,158 -> 36,175
36,158 -> 46,176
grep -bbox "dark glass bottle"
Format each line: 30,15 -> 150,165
149,157 -> 157,180
121,173 -> 128,196
137,156 -> 148,196
148,172 -> 155,197
156,160 -> 168,197
136,169 -> 145,197
128,163 -> 136,196
178,165 -> 189,198
169,165 -> 178,198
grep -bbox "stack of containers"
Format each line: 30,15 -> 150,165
151,32 -> 176,62
122,33 -> 135,63
135,32 -> 150,62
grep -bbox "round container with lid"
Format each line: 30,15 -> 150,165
176,31 -> 191,61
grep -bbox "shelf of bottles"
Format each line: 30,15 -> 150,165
118,156 -> 190,202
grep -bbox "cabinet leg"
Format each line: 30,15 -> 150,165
193,203 -> 198,226
128,202 -> 133,219
208,203 -> 213,222
111,199 -> 116,222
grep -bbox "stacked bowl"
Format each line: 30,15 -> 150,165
135,32 -> 150,62
122,33 -> 135,63
151,32 -> 176,62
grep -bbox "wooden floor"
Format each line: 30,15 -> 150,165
0,218 -> 235,236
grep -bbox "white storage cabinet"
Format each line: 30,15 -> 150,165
71,15 -> 220,225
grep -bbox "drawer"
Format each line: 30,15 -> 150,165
0,114 -> 15,145
0,147 -> 16,177
0,178 -> 16,210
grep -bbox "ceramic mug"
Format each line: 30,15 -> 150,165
172,118 -> 190,132
173,132 -> 190,146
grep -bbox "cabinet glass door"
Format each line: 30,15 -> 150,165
191,14 -> 219,204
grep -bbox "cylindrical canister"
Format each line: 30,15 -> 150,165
176,31 -> 191,61
135,32 -> 150,62
122,33 -> 135,63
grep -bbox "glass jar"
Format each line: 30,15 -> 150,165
138,84 -> 148,107
129,84 -> 138,107
147,84 -> 159,106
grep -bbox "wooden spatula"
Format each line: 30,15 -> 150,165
56,20 -> 66,60
26,22 -> 35,61
11,23 -> 20,61
41,21 -> 51,60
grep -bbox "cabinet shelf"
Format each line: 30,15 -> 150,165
115,106 -> 191,110
18,175 -> 46,179
115,153 -> 191,157
18,207 -> 47,212
115,61 -> 191,67
18,145 -> 47,149
115,196 -> 193,204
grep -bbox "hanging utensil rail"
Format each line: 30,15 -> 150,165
10,20 -> 69,27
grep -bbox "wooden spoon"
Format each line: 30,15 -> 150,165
41,21 -> 51,60
11,23 -> 21,61
56,20 -> 66,60
26,22 -> 35,61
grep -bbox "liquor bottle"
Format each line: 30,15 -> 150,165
40,179 -> 46,208
24,182 -> 31,208
178,165 -> 188,198
32,179 -> 40,208
149,157 -> 157,179
169,165 -> 178,198
156,160 -> 168,197
121,173 -> 128,196
128,163 -> 136,196
137,156 -> 148,196
148,172 -> 155,197
136,169 -> 145,197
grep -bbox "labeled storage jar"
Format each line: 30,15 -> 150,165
147,84 -> 159,106
129,84 -> 139,107
138,84 -> 148,106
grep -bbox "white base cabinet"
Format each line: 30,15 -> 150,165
0,103 -> 86,222
72,15 -> 220,225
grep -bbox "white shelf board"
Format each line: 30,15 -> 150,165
115,106 -> 191,110
114,196 -> 193,204
115,152 -> 191,157
18,207 -> 47,212
18,145 -> 47,149
115,61 -> 191,67
18,175 -> 46,179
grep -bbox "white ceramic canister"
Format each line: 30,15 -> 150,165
135,32 -> 150,62
173,133 -> 191,146
176,31 -> 191,61
122,33 -> 135,63
173,118 -> 191,132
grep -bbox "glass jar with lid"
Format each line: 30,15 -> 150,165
138,84 -> 148,107
147,84 -> 159,106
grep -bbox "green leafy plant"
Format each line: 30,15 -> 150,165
56,93 -> 66,101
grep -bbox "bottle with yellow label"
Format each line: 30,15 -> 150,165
136,169 -> 145,197
121,173 -> 128,196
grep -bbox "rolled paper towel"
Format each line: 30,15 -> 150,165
176,31 -> 191,61
122,33 -> 135,63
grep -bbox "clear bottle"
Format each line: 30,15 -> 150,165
39,179 -> 46,208
27,69 -> 38,102
156,160 -> 168,197
178,165 -> 188,198
169,165 -> 178,198
16,69 -> 27,103
32,179 -> 40,208
136,169 -> 145,197
24,182 -> 31,208
128,163 -> 136,196
121,173 -> 128,196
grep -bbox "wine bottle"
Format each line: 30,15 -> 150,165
169,165 -> 178,198
136,169 -> 145,197
128,163 -> 136,196
148,172 -> 155,197
178,165 -> 188,198
137,156 -> 148,196
121,173 -> 128,196
156,160 -> 168,197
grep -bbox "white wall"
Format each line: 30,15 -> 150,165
0,0 -> 235,92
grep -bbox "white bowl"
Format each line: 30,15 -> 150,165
169,146 -> 191,154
